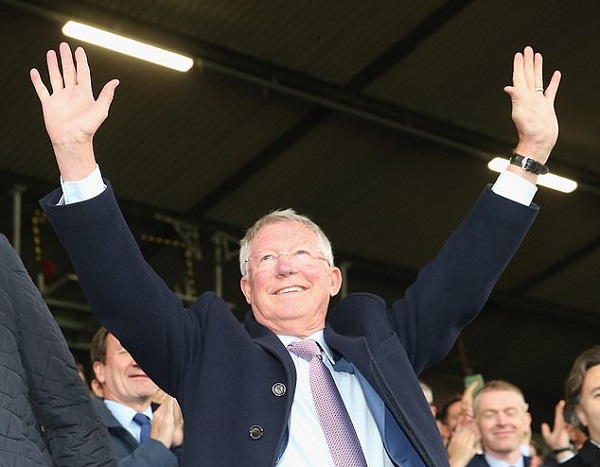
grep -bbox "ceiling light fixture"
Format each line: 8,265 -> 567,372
487,157 -> 578,193
62,21 -> 194,72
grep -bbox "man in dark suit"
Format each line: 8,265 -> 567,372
466,380 -> 532,467
31,43 -> 560,466
563,347 -> 600,467
89,327 -> 183,466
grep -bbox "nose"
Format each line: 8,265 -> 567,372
274,253 -> 297,275
495,412 -> 509,425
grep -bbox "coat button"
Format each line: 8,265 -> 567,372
271,382 -> 286,397
249,425 -> 264,440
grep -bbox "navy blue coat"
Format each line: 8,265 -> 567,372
41,183 -> 537,467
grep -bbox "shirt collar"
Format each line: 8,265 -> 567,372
278,329 -> 335,365
104,399 -> 153,426
483,452 -> 525,467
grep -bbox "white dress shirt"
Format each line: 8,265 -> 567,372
277,331 -> 394,466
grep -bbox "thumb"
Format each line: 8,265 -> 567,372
97,79 -> 120,110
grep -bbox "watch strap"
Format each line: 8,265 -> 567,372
509,152 -> 550,175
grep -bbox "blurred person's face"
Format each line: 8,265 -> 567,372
530,455 -> 543,467
93,333 -> 158,412
529,444 -> 543,467
441,400 -> 462,444
475,390 -> 531,462
565,423 -> 587,450
445,401 -> 463,429
575,364 -> 600,443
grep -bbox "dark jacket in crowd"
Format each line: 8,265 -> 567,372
91,397 -> 182,467
467,453 -> 531,466
0,234 -> 116,467
564,441 -> 600,467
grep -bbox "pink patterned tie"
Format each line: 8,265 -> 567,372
288,339 -> 368,467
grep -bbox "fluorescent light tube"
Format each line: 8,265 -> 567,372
488,157 -> 578,193
62,21 -> 194,72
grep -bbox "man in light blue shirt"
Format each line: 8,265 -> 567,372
89,327 -> 184,467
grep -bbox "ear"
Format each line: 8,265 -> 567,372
92,361 -> 106,384
329,266 -> 343,297
575,404 -> 588,427
240,276 -> 252,305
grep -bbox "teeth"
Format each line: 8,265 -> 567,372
276,286 -> 303,294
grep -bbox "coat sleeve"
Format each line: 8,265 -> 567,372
0,234 -> 117,467
39,183 -> 219,399
391,186 -> 538,372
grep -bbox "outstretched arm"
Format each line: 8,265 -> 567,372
30,42 -> 119,181
504,46 -> 561,184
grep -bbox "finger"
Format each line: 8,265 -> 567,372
544,70 -> 562,103
554,399 -> 566,426
60,42 -> 77,87
534,51 -> 544,89
541,422 -> 550,437
464,380 -> 478,397
74,46 -> 91,87
46,49 -> 64,94
523,46 -> 536,89
511,51 -> 525,89
29,68 -> 50,101
151,388 -> 168,404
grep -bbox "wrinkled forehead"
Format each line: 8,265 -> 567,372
250,221 -> 320,252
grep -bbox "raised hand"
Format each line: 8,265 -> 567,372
504,46 -> 561,167
541,400 -> 570,450
30,42 -> 119,181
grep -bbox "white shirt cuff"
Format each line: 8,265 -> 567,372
59,165 -> 106,205
491,170 -> 538,206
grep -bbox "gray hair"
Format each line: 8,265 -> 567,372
239,208 -> 334,276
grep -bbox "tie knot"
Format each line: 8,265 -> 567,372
133,413 -> 150,427
288,339 -> 321,362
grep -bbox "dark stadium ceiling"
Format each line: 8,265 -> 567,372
1,0 -> 598,425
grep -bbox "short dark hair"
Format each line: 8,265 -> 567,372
90,326 -> 110,364
438,394 -> 462,425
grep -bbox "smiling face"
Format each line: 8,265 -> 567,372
575,364 -> 600,443
92,333 -> 158,412
474,389 -> 531,463
240,221 -> 342,338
